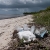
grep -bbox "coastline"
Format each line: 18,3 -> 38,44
0,15 -> 33,50
0,14 -> 24,20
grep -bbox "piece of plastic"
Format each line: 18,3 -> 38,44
30,25 -> 35,33
17,31 -> 36,42
40,27 -> 46,32
35,29 -> 40,35
15,26 -> 23,32
23,24 -> 30,31
35,27 -> 48,38
40,30 -> 47,37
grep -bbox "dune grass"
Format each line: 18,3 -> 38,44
33,11 -> 50,33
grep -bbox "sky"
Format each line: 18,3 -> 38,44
0,0 -> 50,15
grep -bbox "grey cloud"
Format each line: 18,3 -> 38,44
0,0 -> 50,8
0,0 -> 50,14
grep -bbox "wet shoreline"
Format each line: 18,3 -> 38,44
0,14 -> 24,20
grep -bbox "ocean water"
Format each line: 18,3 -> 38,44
0,8 -> 23,19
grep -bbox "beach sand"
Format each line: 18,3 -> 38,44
0,15 -> 33,50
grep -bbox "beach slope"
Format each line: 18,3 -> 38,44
0,15 -> 33,50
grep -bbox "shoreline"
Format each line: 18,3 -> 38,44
0,14 -> 24,20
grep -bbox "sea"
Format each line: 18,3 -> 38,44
0,8 -> 24,19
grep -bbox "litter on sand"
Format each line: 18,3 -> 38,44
17,31 -> 36,42
15,24 -> 48,42
35,27 -> 48,38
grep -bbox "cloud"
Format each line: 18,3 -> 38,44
0,0 -> 12,5
19,0 -> 42,4
0,0 -> 50,14
0,0 -> 50,8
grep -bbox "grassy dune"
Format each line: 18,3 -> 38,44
33,7 -> 50,33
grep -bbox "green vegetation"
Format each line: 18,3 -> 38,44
33,7 -> 50,33
23,6 -> 50,15
23,12 -> 37,15
33,12 -> 50,27
18,39 -> 24,46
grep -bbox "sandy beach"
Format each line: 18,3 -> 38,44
0,15 -> 33,50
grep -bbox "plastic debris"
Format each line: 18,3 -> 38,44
30,25 -> 35,33
15,24 -> 48,42
17,31 -> 36,42
40,27 -> 46,32
35,27 -> 48,38
40,30 -> 47,38
15,26 -> 23,32
23,24 -> 30,31
35,29 -> 40,35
